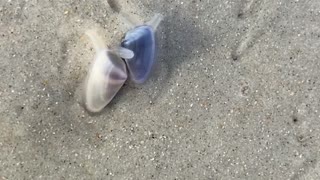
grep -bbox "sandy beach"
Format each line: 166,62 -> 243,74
1,0 -> 320,179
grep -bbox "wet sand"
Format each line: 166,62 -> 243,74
1,0 -> 320,179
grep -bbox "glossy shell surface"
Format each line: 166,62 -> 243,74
121,25 -> 155,84
85,50 -> 127,112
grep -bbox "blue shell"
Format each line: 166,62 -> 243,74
120,25 -> 155,84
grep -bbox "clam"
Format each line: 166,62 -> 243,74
121,13 -> 163,84
83,14 -> 163,112
84,30 -> 133,112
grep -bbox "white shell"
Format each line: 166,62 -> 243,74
85,49 -> 128,112
84,30 -> 132,112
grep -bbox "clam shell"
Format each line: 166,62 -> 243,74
120,14 -> 163,84
121,25 -> 155,84
83,13 -> 163,112
85,50 -> 127,112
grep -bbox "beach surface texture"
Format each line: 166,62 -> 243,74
1,0 -> 320,179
